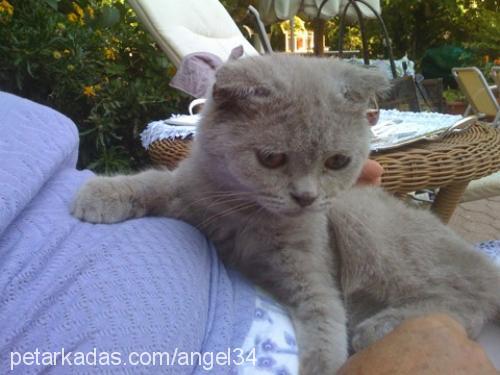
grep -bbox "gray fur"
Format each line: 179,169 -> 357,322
72,54 -> 500,374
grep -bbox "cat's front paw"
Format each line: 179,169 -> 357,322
71,177 -> 142,224
351,312 -> 403,352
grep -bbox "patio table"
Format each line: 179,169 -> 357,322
371,122 -> 500,223
142,119 -> 500,224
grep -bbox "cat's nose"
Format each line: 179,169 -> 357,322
290,193 -> 317,207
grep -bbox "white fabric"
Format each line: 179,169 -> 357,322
303,0 -> 340,20
128,0 -> 259,67
259,0 -> 380,23
339,0 -> 381,20
377,109 -> 462,125
238,288 -> 299,374
140,118 -> 197,149
259,0 -> 340,22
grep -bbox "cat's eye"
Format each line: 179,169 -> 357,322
256,151 -> 287,169
325,154 -> 351,170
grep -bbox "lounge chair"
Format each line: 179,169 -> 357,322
127,0 -> 260,68
452,67 -> 500,128
491,66 -> 500,101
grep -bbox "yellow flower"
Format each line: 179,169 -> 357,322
86,6 -> 94,19
0,0 -> 14,16
72,2 -> 84,19
83,85 -> 97,97
67,64 -> 75,72
167,66 -> 176,77
103,47 -> 117,61
67,12 -> 78,23
52,51 -> 62,59
56,22 -> 66,30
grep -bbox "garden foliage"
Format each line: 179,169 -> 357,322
0,0 -> 187,173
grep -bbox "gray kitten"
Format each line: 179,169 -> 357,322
72,54 -> 500,374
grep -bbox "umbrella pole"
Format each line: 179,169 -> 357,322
313,18 -> 326,56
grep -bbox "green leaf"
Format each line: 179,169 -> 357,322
97,6 -> 121,28
44,0 -> 60,10
104,64 -> 126,75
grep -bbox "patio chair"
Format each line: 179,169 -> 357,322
491,66 -> 500,101
452,67 -> 500,128
127,0 -> 260,68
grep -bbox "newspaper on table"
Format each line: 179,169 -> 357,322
370,110 -> 476,152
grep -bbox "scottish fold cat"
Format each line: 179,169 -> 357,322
72,54 -> 500,374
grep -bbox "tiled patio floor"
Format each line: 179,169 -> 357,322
448,196 -> 500,243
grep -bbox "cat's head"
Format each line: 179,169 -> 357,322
195,54 -> 389,217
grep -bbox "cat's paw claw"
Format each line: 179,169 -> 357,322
71,178 -> 138,224
351,313 -> 402,352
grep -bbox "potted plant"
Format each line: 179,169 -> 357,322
443,89 -> 467,115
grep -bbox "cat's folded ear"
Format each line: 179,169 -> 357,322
210,62 -> 272,108
338,63 -> 391,104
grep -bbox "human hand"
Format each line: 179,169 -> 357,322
356,159 -> 384,186
338,314 -> 498,375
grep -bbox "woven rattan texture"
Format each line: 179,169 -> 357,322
147,123 -> 500,194
372,122 -> 500,193
149,137 -> 192,169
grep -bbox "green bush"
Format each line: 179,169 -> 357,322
0,0 -> 188,173
342,0 -> 499,69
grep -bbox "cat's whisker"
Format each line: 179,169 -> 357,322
176,192 -> 256,218
198,202 -> 257,230
201,202 -> 257,228
200,197 -> 255,218
191,194 -> 251,207
198,190 -> 258,198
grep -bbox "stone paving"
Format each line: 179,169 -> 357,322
448,196 -> 500,243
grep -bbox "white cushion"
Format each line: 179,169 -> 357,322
259,0 -> 380,23
340,0 -> 381,20
461,172 -> 500,202
128,0 -> 259,67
